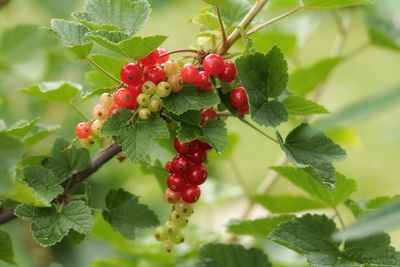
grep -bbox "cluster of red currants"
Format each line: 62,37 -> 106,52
230,86 -> 249,115
164,138 -> 212,204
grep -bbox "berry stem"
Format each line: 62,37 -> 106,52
69,103 -> 90,121
215,6 -> 228,49
246,6 -> 303,36
238,117 -> 278,144
86,57 -> 122,85
216,0 -> 269,55
158,49 -> 199,59
334,207 -> 346,228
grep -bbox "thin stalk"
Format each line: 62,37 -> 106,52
86,57 -> 121,84
158,49 -> 199,58
239,117 -> 278,144
69,103 -> 90,121
246,6 -> 303,36
216,6 -> 228,49
229,158 -> 251,196
334,207 -> 346,228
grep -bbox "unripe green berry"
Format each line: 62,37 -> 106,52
154,226 -> 168,241
148,97 -> 161,112
163,240 -> 174,253
142,81 -> 156,95
91,119 -> 103,135
174,202 -> 193,216
137,93 -> 150,107
79,136 -> 95,149
164,61 -> 180,76
164,221 -> 177,234
156,82 -> 172,98
100,93 -> 114,109
175,218 -> 189,228
138,107 -> 151,120
170,232 -> 185,244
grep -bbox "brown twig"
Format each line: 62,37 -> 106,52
0,144 -> 122,225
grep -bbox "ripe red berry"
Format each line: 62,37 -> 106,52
114,88 -> 137,109
195,71 -> 212,91
181,185 -> 201,203
202,54 -> 224,76
189,150 -> 207,164
181,64 -> 201,84
201,109 -> 217,125
157,48 -> 169,64
144,66 -> 166,84
165,160 -> 173,173
218,61 -> 237,82
174,138 -> 191,155
167,173 -> 186,192
238,103 -> 249,115
164,188 -> 181,203
140,49 -> 159,67
120,63 -> 143,86
187,165 -> 208,185
109,105 -> 122,116
75,122 -> 92,139
230,86 -> 248,109
190,140 -> 213,151
172,155 -> 190,174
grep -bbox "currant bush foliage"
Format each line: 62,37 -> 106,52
0,0 -> 399,266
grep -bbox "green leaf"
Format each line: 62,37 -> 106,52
197,243 -> 271,267
272,167 -> 356,207
15,201 -> 92,247
5,180 -> 49,207
251,100 -> 288,128
102,188 -> 159,240
101,110 -> 169,162
0,132 -> 24,195
21,81 -> 83,103
333,199 -> 400,241
253,195 -> 327,213
50,19 -> 93,58
168,110 -> 227,153
163,87 -> 220,115
252,30 -> 298,56
365,11 -> 400,51
236,47 -> 289,128
277,123 -> 347,188
367,195 -> 400,209
43,138 -> 90,180
88,31 -> 167,59
23,123 -> 60,147
5,117 -> 39,138
0,229 -> 15,265
85,71 -> 117,89
342,234 -> 400,266
22,166 -> 63,206
73,0 -> 151,35
283,95 -> 329,115
269,214 -> 340,266
142,160 -> 168,192
227,215 -> 294,238
189,7 -> 220,34
302,0 -> 373,9
289,57 -> 342,96
220,0 -> 252,27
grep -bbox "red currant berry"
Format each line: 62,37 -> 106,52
75,122 -> 92,139
238,103 -> 249,115
230,86 -> 248,109
109,105 -> 122,116
164,188 -> 181,203
201,108 -> 217,125
181,185 -> 201,203
140,49 -> 159,67
167,173 -> 186,192
114,88 -> 137,109
187,165 -> 208,185
189,150 -> 207,164
218,61 -> 236,82
144,66 -> 166,84
202,54 -> 224,76
165,160 -> 173,173
195,71 -> 212,91
156,48 -> 169,64
181,64 -> 201,84
174,138 -> 191,155
190,140 -> 213,151
120,63 -> 143,86
172,155 -> 190,174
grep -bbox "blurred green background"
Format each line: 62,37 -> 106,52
0,0 -> 399,266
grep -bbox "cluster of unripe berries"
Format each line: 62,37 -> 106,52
154,201 -> 193,253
